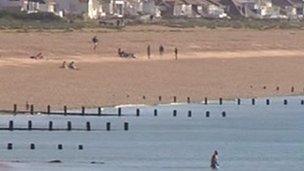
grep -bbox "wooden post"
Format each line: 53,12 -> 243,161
86,122 -> 91,131
28,120 -> 32,130
173,110 -> 177,117
118,107 -> 122,116
204,97 -> 208,105
58,144 -> 63,150
30,143 -> 35,150
49,121 -> 53,131
67,121 -> 72,131
81,106 -> 85,115
124,122 -> 129,131
237,99 -> 241,105
284,99 -> 288,105
9,120 -> 13,131
188,110 -> 192,117
7,143 -> 13,150
98,107 -> 102,115
106,122 -> 111,131
30,105 -> 34,115
187,97 -> 191,103
13,104 -> 17,114
47,105 -> 51,114
206,111 -> 210,118
64,106 -> 67,116
173,96 -> 177,103
222,111 -> 226,117
219,98 -> 222,105
252,98 -> 255,105
154,109 -> 157,116
136,108 -> 140,117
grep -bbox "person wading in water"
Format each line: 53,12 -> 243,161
210,150 -> 219,169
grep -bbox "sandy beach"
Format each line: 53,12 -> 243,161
1,26 -> 304,110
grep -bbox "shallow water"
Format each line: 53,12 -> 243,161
0,96 -> 303,171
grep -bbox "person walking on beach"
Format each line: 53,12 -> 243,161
174,47 -> 178,60
159,45 -> 164,56
92,36 -> 98,50
147,45 -> 151,59
210,150 -> 219,169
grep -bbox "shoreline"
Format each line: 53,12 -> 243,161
0,94 -> 303,114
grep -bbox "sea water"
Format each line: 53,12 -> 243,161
0,96 -> 303,171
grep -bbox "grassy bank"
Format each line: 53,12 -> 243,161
159,17 -> 304,30
1,11 -> 304,31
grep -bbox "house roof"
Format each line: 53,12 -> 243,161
29,0 -> 46,4
182,0 -> 204,5
178,0 -> 221,5
206,0 -> 223,6
271,0 -> 294,7
287,0 -> 303,7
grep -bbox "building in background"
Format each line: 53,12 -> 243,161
0,0 -> 22,11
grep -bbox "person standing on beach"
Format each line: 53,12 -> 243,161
147,45 -> 151,59
159,45 -> 164,56
92,36 -> 98,50
210,150 -> 219,169
174,47 -> 178,60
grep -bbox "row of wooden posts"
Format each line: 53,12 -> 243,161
1,121 -> 129,131
6,143 -> 84,150
8,97 -> 303,116
152,110 -> 226,118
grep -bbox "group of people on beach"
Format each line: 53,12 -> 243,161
28,35 -> 181,72
91,35 -> 178,60
147,45 -> 178,60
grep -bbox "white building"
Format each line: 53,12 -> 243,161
88,0 -> 105,19
21,0 -> 56,14
109,0 -> 125,17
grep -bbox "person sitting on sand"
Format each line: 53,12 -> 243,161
30,52 -> 44,60
60,61 -> 67,69
117,48 -> 136,58
68,61 -> 77,70
210,150 -> 219,169
118,48 -> 123,57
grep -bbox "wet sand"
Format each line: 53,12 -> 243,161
0,26 -> 304,110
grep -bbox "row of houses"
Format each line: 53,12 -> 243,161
0,0 -> 303,19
